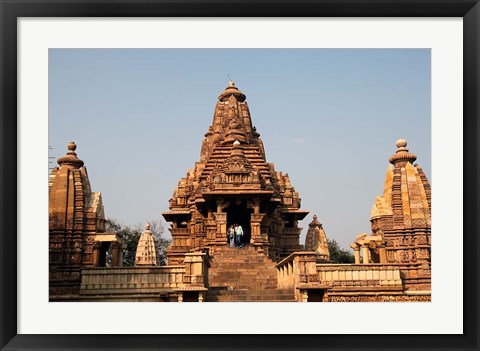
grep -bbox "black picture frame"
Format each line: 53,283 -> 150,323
1,1 -> 478,350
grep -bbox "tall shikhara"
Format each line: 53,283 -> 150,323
163,82 -> 308,264
352,139 -> 431,267
375,138 -> 431,264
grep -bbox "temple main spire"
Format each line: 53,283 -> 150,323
163,82 -> 308,264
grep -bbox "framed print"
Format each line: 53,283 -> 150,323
1,1 -> 479,350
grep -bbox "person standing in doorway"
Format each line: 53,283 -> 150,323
228,224 -> 235,247
234,223 -> 244,248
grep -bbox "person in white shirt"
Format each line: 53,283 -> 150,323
234,223 -> 244,248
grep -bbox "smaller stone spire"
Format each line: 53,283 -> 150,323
57,141 -> 84,169
388,138 -> 417,166
304,215 -> 330,262
135,223 -> 158,266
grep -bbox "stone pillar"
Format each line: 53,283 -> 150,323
301,290 -> 308,302
353,247 -> 361,264
111,242 -> 120,267
184,252 -> 209,287
119,243 -> 126,267
92,242 -> 101,267
362,245 -> 370,264
214,212 -> 227,245
250,213 -> 265,248
198,291 -> 204,302
378,245 -> 387,263
251,198 -> 260,214
178,292 -> 183,302
216,200 -> 223,213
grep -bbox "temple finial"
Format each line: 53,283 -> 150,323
396,138 -> 407,148
389,138 -> 417,165
57,141 -> 84,169
309,214 -> 321,227
227,74 -> 235,87
67,141 -> 77,153
218,79 -> 246,102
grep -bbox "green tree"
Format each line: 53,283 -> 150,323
327,239 -> 355,263
105,219 -> 171,266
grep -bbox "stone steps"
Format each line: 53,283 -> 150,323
207,246 -> 294,302
205,290 -> 296,302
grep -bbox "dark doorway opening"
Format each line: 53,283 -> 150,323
182,291 -> 199,302
98,242 -> 111,267
226,201 -> 252,245
308,289 -> 325,302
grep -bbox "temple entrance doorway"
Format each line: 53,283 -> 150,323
98,242 -> 111,267
308,289 -> 325,302
226,201 -> 252,245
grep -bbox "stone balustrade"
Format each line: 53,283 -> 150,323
80,252 -> 209,301
80,266 -> 187,293
317,264 -> 402,289
276,252 -> 318,300
276,252 -> 404,301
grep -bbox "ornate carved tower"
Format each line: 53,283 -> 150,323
356,139 -> 431,265
304,215 -> 330,262
49,142 -> 106,295
163,82 -> 308,264
49,142 -> 125,298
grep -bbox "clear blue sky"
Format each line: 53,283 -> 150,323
49,49 -> 431,251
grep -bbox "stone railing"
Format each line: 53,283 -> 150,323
80,252 -> 209,301
80,265 -> 186,293
276,252 -> 318,296
317,264 -> 403,289
276,252 -> 403,301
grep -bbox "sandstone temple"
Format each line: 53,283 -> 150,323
49,82 -> 431,302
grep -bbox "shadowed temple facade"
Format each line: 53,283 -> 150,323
49,82 -> 431,302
